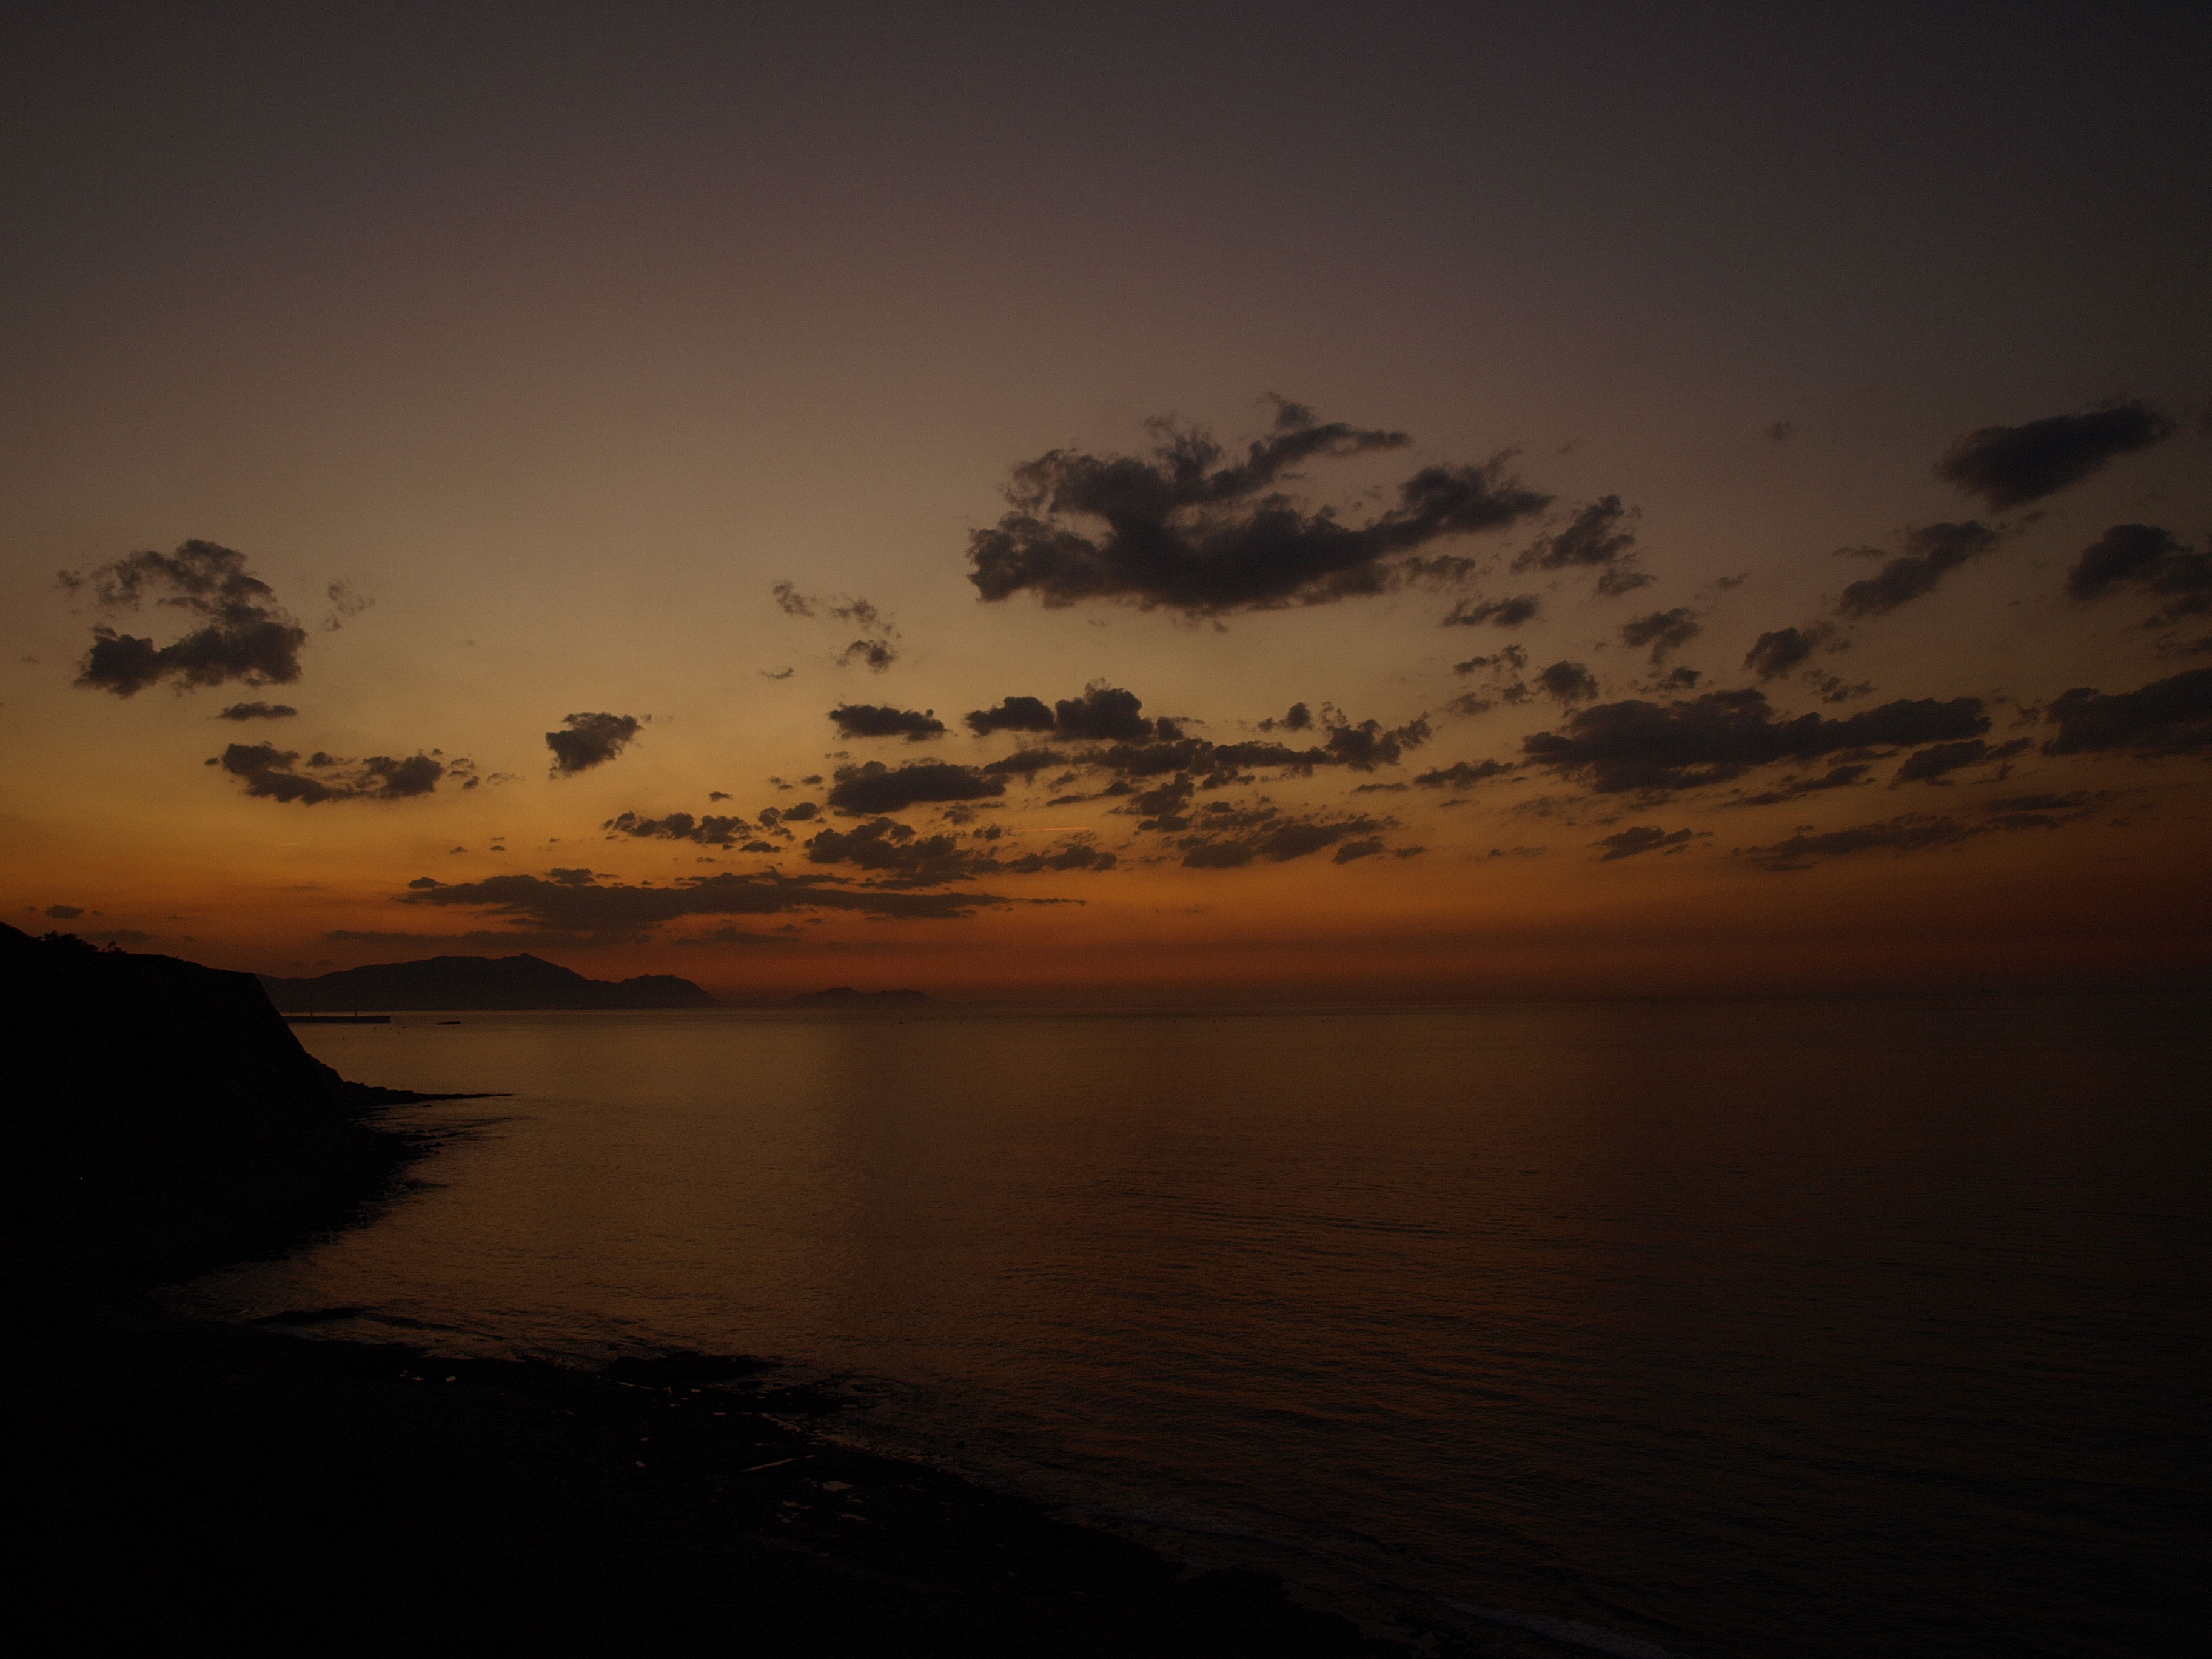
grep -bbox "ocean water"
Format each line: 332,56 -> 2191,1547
170,996 -> 2208,1656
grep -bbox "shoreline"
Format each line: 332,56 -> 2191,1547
7,927 -> 1530,1654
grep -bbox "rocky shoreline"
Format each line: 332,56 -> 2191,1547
8,923 -> 1537,1654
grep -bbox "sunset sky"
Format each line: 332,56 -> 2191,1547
5,3 -> 2208,997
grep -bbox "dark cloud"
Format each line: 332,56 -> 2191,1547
546,712 -> 643,774
1512,497 -> 1651,595
1620,607 -> 1701,665
1257,701 -> 1315,732
1835,522 -> 2000,618
1735,789 -> 2096,870
1737,814 -> 1971,871
605,811 -> 756,848
63,540 -> 309,697
212,743 -> 458,804
1333,838 -> 1386,863
2042,666 -> 2212,755
1592,825 -> 1698,861
1891,737 -> 2031,785
1982,791 -> 2103,831
965,695 -> 1057,735
979,747 -> 1065,777
1447,643 -> 1533,714
320,580 -> 374,632
1726,763 -> 1871,806
1768,422 -> 1795,442
805,818 -> 982,885
803,817 -> 1115,885
1743,623 -> 1840,681
827,760 -> 1008,814
2065,524 -> 2212,622
1076,712 -> 1432,791
1534,661 -> 1599,704
1054,684 -> 1152,740
216,701 -> 297,720
1174,805 -> 1390,869
1652,666 -> 1702,692
1443,594 -> 1541,628
1523,688 -> 1989,794
43,903 -> 85,919
830,703 -> 947,741
400,868 -> 1007,930
967,398 -> 1550,614
776,584 -> 899,669
1935,401 -> 2176,511
1413,759 -> 1513,788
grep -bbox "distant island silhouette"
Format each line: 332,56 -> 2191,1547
788,985 -> 933,1006
259,953 -> 718,1012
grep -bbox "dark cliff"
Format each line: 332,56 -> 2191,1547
5,923 -> 429,1289
259,952 -> 718,1011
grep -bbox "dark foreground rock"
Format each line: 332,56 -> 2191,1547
5,922 -> 462,1290
19,1315 -> 1453,1655
6,925 -> 1505,1655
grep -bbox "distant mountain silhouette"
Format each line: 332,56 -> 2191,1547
788,986 -> 933,1006
259,954 -> 718,1011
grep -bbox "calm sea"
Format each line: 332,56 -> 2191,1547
170,997 -> 2208,1657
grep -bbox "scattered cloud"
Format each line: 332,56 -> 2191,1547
1173,803 -> 1391,868
1726,763 -> 1871,806
1054,683 -> 1153,740
1592,825 -> 1700,861
1743,622 -> 1840,681
830,703 -> 947,741
774,583 -> 899,670
211,742 -> 464,804
1835,521 -> 2000,618
1443,594 -> 1541,629
2042,666 -> 2212,754
965,695 -> 1057,735
827,760 -> 1009,814
62,540 -> 309,697
215,700 -> 298,720
2065,524 -> 2212,623
547,711 -> 643,774
1534,661 -> 1600,704
1891,737 -> 2031,785
42,903 -> 85,919
1522,688 -> 1988,794
967,397 -> 1551,614
1413,759 -> 1513,788
840,638 -> 897,671
802,817 -> 1115,885
605,811 -> 756,848
1619,606 -> 1701,665
1737,813 -> 1971,871
1935,400 -> 2175,511
320,580 -> 374,632
1512,495 -> 1651,595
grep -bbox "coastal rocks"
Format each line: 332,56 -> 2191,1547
5,923 -> 433,1289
